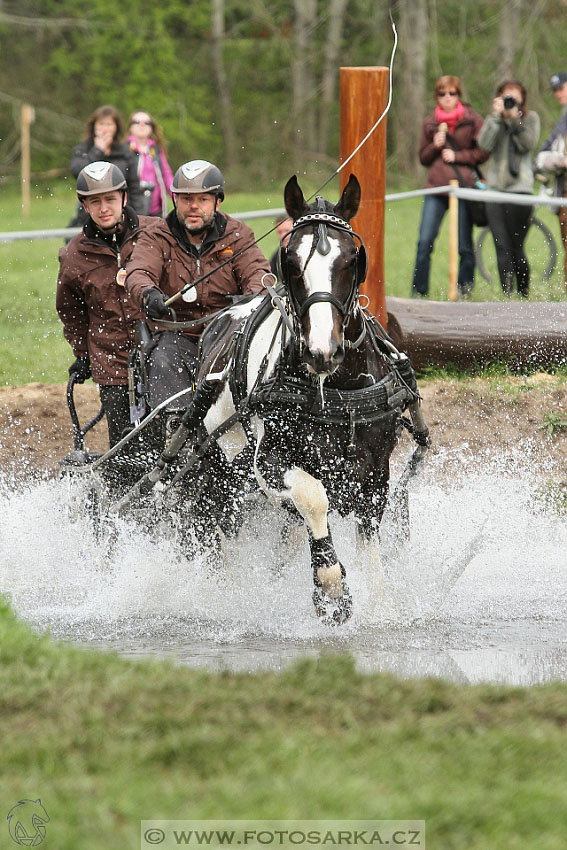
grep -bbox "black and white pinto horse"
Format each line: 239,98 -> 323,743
105,174 -> 428,624
139,173 -> 429,625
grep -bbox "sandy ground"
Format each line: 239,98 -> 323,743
0,378 -> 566,482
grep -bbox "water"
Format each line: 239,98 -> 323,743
1,448 -> 565,687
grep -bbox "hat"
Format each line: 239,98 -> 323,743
550,72 -> 567,91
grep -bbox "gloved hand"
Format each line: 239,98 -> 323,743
143,288 -> 170,320
68,356 -> 91,384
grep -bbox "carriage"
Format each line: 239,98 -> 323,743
61,175 -> 429,625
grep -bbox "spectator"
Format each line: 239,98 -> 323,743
69,105 -> 144,228
127,109 -> 174,217
411,76 -> 488,298
478,80 -> 540,297
270,215 -> 293,277
535,71 -> 567,287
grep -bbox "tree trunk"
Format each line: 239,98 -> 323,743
292,0 -> 317,162
395,0 -> 428,177
318,0 -> 348,155
497,0 -> 524,81
211,0 -> 235,170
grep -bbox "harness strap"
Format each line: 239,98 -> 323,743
265,283 -> 295,335
298,291 -> 347,318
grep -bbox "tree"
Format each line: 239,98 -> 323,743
497,0 -> 523,81
292,0 -> 317,162
318,0 -> 348,155
394,0 -> 428,177
211,0 -> 236,170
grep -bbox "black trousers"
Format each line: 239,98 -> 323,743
485,200 -> 532,296
145,330 -> 198,410
98,384 -> 131,448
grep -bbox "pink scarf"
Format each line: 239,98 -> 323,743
435,101 -> 465,134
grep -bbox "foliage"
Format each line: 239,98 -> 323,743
3,1 -> 566,188
0,594 -> 566,849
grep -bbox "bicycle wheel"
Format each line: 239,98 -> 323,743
474,226 -> 493,283
474,216 -> 557,284
530,216 -> 557,281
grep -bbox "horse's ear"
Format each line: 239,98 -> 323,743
284,175 -> 308,221
335,174 -> 361,222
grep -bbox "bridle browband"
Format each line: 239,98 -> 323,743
277,197 -> 368,326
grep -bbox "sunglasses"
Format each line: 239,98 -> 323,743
438,90 -> 458,97
131,119 -> 152,125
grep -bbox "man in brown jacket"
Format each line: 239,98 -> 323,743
124,159 -> 270,410
56,161 -> 157,446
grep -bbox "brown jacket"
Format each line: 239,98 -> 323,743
56,209 -> 158,385
419,103 -> 489,190
124,210 -> 270,337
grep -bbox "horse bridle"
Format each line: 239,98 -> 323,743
277,197 -> 368,324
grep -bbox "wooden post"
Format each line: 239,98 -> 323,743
448,179 -> 459,301
340,67 -> 388,327
20,104 -> 35,218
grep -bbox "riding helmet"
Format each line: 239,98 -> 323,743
171,160 -> 225,200
76,161 -> 127,198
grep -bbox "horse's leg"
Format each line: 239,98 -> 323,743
283,468 -> 352,625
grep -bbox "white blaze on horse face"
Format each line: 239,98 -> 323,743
295,233 -> 342,362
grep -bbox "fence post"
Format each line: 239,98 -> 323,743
448,179 -> 459,301
21,104 -> 36,218
339,66 -> 388,326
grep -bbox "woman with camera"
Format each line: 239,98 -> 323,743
478,81 -> 540,297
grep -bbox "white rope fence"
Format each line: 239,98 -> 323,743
1,185 -> 567,244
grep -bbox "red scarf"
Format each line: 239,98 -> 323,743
435,101 -> 465,134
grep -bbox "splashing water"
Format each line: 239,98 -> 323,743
1,448 -> 565,686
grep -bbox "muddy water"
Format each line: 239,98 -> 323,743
1,449 -> 565,686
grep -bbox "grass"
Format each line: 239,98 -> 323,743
1,177 -> 566,385
0,595 -> 566,850
538,410 -> 567,439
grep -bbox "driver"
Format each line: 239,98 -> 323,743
124,159 -> 270,410
56,161 -> 157,446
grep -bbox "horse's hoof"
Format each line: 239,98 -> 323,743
312,576 -> 352,626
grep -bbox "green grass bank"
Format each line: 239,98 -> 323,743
0,597 -> 566,850
1,178 -> 566,385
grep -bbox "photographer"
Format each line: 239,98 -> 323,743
478,80 -> 540,297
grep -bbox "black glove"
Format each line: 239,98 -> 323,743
68,356 -> 91,384
143,288 -> 170,320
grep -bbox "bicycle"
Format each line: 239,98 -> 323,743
475,213 -> 557,283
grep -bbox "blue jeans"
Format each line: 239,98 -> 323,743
412,194 -> 475,295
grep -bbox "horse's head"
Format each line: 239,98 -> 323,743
280,174 -> 367,377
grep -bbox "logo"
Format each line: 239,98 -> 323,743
84,161 -> 112,181
181,160 -> 212,179
7,800 -> 49,846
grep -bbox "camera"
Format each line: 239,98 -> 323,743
503,95 -> 518,110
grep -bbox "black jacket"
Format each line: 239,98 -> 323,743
70,139 -> 145,217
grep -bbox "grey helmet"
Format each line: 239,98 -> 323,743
76,161 -> 127,198
171,160 -> 225,200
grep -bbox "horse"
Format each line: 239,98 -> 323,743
100,174 -> 429,624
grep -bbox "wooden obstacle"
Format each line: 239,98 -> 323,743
386,296 -> 567,369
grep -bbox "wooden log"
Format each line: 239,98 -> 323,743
386,296 -> 567,369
